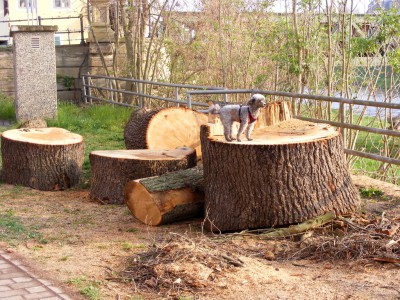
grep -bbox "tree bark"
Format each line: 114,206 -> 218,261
1,128 -> 84,191
90,147 -> 197,204
200,119 -> 360,232
124,107 -> 208,157
124,166 -> 204,225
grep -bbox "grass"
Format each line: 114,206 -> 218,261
360,187 -> 385,198
0,94 -> 15,121
66,276 -> 102,300
0,99 -> 133,186
0,208 -> 47,245
46,102 -> 134,185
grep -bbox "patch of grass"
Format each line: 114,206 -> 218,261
121,242 -> 134,251
59,255 -> 71,261
0,209 -> 46,245
47,102 -> 133,186
360,187 -> 385,198
0,94 -> 15,121
67,276 -> 102,300
126,228 -> 138,233
2,186 -> 25,199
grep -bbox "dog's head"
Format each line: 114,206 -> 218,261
247,94 -> 266,109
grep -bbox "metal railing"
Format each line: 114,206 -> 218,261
81,74 -> 400,168
81,74 -> 225,108
0,15 -> 85,45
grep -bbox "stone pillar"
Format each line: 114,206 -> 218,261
88,0 -> 115,43
11,25 -> 58,123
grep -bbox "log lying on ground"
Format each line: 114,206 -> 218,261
124,166 -> 204,226
90,147 -> 197,204
1,127 -> 84,190
124,107 -> 208,157
200,119 -> 360,232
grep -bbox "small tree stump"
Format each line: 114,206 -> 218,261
90,147 -> 197,204
200,119 -> 360,232
124,107 -> 208,157
1,127 -> 84,191
124,166 -> 204,225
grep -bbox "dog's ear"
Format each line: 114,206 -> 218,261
247,96 -> 256,105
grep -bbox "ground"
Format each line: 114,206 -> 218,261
0,174 -> 399,300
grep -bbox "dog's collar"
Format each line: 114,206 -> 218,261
239,105 -> 258,124
247,107 -> 258,124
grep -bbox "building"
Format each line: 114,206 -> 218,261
0,0 -> 88,45
367,0 -> 400,13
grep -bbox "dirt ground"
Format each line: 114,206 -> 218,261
0,174 -> 399,300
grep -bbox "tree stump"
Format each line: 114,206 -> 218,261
124,166 -> 204,226
90,147 -> 197,204
200,119 -> 360,232
1,127 -> 84,191
124,107 -> 208,157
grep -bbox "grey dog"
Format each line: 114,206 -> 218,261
219,94 -> 266,142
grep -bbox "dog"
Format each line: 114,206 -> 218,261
219,94 -> 266,142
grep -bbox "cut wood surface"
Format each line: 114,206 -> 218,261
200,118 -> 360,232
124,166 -> 204,226
90,147 -> 197,204
124,107 -> 208,156
260,101 -> 292,126
1,127 -> 84,191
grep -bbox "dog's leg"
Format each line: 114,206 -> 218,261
246,123 -> 256,141
237,122 -> 247,142
223,122 -> 233,142
229,124 -> 236,140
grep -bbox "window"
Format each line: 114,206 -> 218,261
54,35 -> 61,46
54,0 -> 70,8
19,0 -> 34,8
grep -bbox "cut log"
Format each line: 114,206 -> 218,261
1,127 -> 84,191
89,147 -> 197,204
124,166 -> 204,226
124,107 -> 208,157
200,119 -> 360,232
260,101 -> 292,126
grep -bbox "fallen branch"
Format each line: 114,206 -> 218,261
259,211 -> 336,239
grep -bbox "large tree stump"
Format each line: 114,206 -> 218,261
90,147 -> 197,204
124,166 -> 204,226
200,119 -> 360,232
1,127 -> 84,191
124,107 -> 208,157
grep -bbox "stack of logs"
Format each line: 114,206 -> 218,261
91,100 -> 360,230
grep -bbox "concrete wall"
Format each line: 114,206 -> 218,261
0,43 -> 93,101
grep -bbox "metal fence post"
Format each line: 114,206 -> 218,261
87,73 -> 92,104
187,93 -> 192,108
138,82 -> 144,108
223,90 -> 228,104
82,75 -> 87,103
339,101 -> 347,147
174,87 -> 179,107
